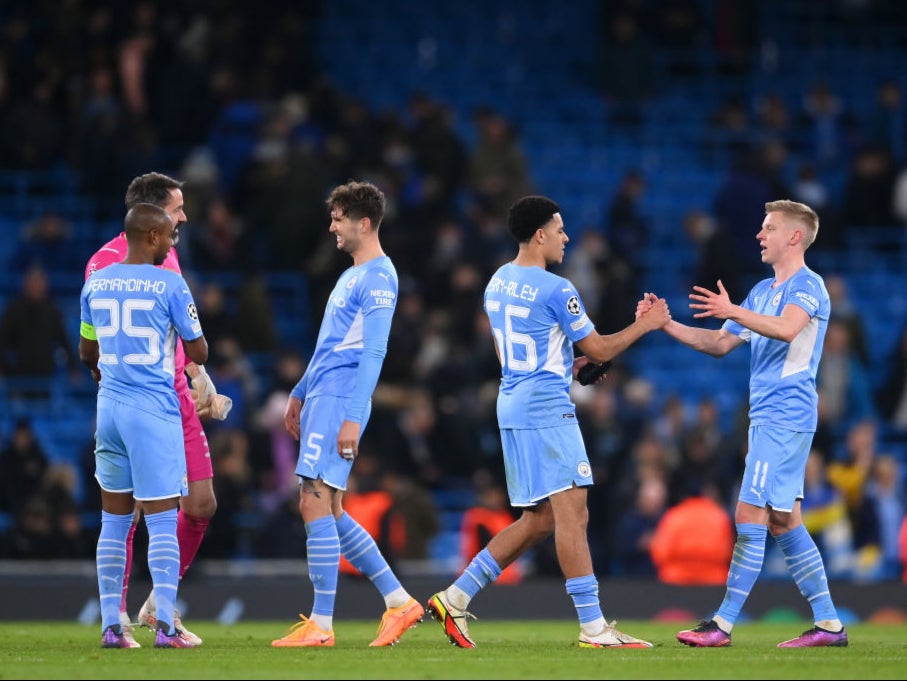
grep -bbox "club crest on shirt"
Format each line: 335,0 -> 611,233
346,276 -> 357,289
566,295 -> 581,315
772,292 -> 782,307
577,462 -> 592,478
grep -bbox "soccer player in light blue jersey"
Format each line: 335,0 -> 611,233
427,195 -> 670,649
79,203 -> 208,649
271,181 -> 423,649
642,199 -> 848,649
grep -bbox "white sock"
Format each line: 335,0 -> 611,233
713,615 -> 733,633
446,586 -> 470,611
816,618 -> 843,632
581,616 -> 607,638
384,587 -> 410,609
312,614 -> 333,631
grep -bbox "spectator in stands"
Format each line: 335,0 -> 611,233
683,209 -> 744,304
604,169 -> 649,268
649,481 -> 734,584
712,144 -> 786,277
406,92 -> 469,220
712,0 -> 759,76
754,92 -> 795,149
466,107 -> 532,221
797,80 -> 856,169
827,419 -> 878,538
669,398 -> 730,506
706,94 -> 752,162
577,383 -> 635,508
193,282 -> 238,350
9,211 -> 76,275
854,455 -> 904,580
54,498 -> 94,559
611,476 -> 668,578
1,78 -> 64,170
876,322 -> 907,435
188,197 -> 260,273
651,0 -> 706,76
205,337 -> 260,432
817,318 -> 877,429
0,265 -> 78,396
235,274 -> 277,353
204,428 -> 256,559
841,145 -> 900,235
379,469 -> 440,563
598,10 -> 657,126
254,349 -> 308,514
2,495 -> 59,559
0,418 -> 49,515
866,80 -> 906,168
825,274 -> 870,366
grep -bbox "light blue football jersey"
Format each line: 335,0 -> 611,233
723,266 -> 829,432
80,262 -> 203,419
485,263 -> 595,429
302,255 -> 398,400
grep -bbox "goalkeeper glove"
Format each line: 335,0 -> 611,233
186,363 -> 234,421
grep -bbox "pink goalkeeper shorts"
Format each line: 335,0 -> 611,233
178,389 -> 213,483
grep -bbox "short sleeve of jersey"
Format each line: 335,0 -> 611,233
166,274 -> 204,341
549,281 -> 595,342
79,279 -> 93,329
355,266 -> 398,317
786,271 -> 823,317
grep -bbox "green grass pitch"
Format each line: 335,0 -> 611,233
2,620 -> 904,679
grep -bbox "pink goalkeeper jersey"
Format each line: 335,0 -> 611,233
84,233 -> 190,396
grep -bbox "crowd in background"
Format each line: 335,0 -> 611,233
1,0 -> 906,583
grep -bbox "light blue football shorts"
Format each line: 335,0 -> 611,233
294,394 -> 372,491
94,397 -> 187,501
500,422 -> 593,507
738,424 -> 812,512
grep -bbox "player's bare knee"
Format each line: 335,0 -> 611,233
181,496 -> 216,519
299,478 -> 333,516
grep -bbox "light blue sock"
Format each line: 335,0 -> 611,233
336,511 -> 401,598
776,525 -> 839,622
565,574 -> 603,625
452,548 -> 503,600
715,523 -> 767,625
306,515 -> 340,618
97,511 -> 133,632
144,508 -> 179,634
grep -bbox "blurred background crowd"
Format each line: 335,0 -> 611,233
1,0 -> 906,585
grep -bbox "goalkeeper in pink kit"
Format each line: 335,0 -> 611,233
84,172 -> 232,646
